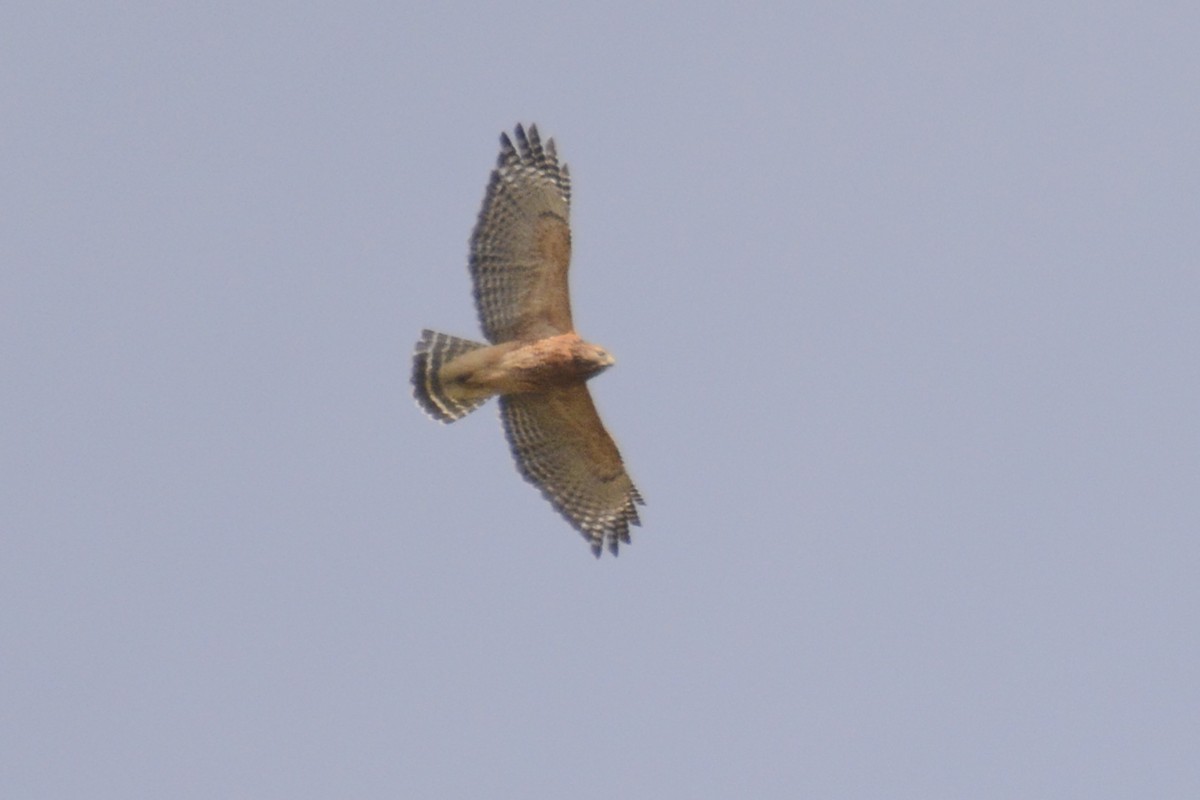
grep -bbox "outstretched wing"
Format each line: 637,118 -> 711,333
469,124 -> 574,344
500,386 -> 643,557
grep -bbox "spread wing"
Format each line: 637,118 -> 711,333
500,386 -> 643,557
469,124 -> 573,344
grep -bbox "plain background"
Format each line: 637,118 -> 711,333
4,2 -> 1198,797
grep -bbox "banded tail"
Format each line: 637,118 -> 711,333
412,330 -> 490,422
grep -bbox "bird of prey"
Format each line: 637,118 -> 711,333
412,124 -> 643,556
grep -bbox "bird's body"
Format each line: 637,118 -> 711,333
412,124 -> 643,556
415,332 -> 612,411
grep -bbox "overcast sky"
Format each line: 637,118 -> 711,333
4,2 -> 1198,797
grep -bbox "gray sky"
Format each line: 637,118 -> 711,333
4,2 -> 1198,797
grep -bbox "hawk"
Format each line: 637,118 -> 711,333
412,124 -> 644,556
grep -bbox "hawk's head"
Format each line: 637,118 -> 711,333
573,341 -> 616,378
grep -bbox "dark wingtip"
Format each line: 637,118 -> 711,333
497,131 -> 516,167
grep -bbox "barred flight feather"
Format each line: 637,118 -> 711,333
411,329 -> 489,422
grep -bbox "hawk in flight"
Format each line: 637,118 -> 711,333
412,124 -> 644,556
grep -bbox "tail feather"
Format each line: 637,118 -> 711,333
412,330 -> 489,422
